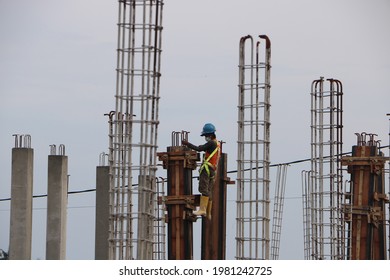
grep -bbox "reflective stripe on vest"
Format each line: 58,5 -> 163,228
199,141 -> 220,176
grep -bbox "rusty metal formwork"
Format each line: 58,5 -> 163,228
158,133 -> 232,260
157,131 -> 199,260
107,0 -> 164,260
236,34 -> 271,260
201,148 -> 235,260
302,77 -> 345,260
388,114 -> 390,259
342,133 -> 389,259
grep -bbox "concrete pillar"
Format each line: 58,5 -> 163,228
46,154 -> 68,260
95,166 -> 110,260
9,147 -> 34,260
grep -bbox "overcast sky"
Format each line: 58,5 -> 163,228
1,0 -> 389,260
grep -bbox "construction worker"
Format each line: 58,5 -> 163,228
182,123 -> 221,219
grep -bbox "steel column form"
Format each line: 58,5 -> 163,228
236,35 -> 271,260
108,0 -> 164,260
304,77 -> 345,259
388,113 -> 390,259
342,133 -> 389,259
270,164 -> 288,260
157,131 -> 199,260
201,151 -> 234,260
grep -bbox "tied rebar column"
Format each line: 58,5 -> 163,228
108,0 -> 164,260
236,35 -> 271,260
301,170 -> 313,260
270,164 -> 288,260
153,177 -> 166,260
305,77 -> 344,259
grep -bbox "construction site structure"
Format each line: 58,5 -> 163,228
107,0 -> 164,260
157,131 -> 233,260
201,144 -> 235,260
157,131 -> 199,260
342,133 -> 389,259
236,34 -> 271,260
46,144 -> 68,260
388,113 -> 390,259
9,134 -> 33,260
302,77 -> 345,260
9,136 -> 71,260
153,177 -> 167,260
95,153 -> 110,260
270,164 -> 288,260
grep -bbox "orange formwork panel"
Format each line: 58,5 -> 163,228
157,133 -> 200,260
342,133 -> 389,260
201,152 -> 234,260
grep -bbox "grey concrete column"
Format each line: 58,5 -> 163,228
9,147 -> 34,260
95,166 -> 110,260
46,154 -> 68,260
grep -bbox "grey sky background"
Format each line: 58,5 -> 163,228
1,0 -> 389,260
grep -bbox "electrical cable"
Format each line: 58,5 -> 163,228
0,145 -> 388,202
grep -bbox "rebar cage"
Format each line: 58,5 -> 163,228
302,77 -> 345,260
270,164 -> 288,260
236,35 -> 271,260
108,0 -> 164,260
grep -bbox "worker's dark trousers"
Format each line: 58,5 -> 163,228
198,168 -> 216,198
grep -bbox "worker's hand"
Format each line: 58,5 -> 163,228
182,140 -> 189,146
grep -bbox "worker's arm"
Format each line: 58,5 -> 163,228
182,140 -> 216,153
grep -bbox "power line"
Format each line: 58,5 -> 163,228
0,188 -> 96,202
0,205 -> 96,212
0,146 -> 388,202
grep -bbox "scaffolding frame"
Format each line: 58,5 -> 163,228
236,34 -> 271,260
302,77 -> 345,259
108,0 -> 164,260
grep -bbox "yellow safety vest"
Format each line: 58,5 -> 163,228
199,141 -> 220,176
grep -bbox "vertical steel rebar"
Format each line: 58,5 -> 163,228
305,77 -> 344,259
108,0 -> 164,260
271,164 -> 288,260
236,34 -> 271,260
153,177 -> 166,260
301,170 -> 312,259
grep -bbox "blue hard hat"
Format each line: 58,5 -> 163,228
201,123 -> 216,136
